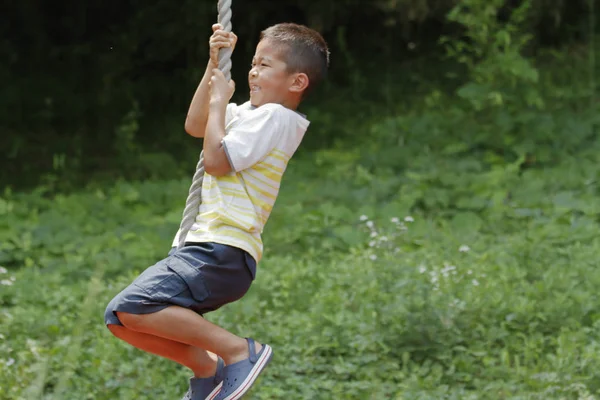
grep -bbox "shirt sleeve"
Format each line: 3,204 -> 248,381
225,103 -> 237,126
221,105 -> 284,172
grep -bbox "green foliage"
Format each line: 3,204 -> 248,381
2,41 -> 600,398
2,119 -> 600,399
444,0 -> 543,111
431,0 -> 549,165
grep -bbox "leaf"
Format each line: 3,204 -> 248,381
450,211 -> 483,236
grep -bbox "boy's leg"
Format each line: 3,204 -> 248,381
107,323 -> 218,378
115,305 -> 261,366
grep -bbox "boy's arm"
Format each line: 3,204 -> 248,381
184,60 -> 218,138
203,68 -> 235,176
185,24 -> 237,138
203,100 -> 231,176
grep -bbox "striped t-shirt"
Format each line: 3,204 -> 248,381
173,101 -> 310,264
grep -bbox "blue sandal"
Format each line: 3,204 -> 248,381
215,338 -> 273,400
182,357 -> 225,400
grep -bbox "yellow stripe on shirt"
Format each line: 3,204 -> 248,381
185,148 -> 291,262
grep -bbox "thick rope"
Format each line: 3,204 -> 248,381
177,0 -> 233,249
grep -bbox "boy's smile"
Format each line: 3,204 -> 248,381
248,39 -> 292,108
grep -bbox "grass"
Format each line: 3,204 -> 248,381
2,131 -> 600,399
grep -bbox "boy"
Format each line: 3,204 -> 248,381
104,22 -> 330,400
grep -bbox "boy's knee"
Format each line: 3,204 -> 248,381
103,308 -> 138,337
106,323 -> 124,337
104,297 -> 122,326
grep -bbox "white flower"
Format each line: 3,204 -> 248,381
467,270 -> 473,275
459,245 -> 471,253
366,221 -> 374,229
27,339 -> 40,356
369,241 -> 376,247
472,279 -> 480,286
369,254 -> 377,261
442,263 -> 456,273
5,358 -> 15,367
380,236 -> 388,241
370,231 -> 378,238
0,267 -> 7,274
450,299 -> 465,309
404,216 -> 414,222
1,280 -> 13,286
391,217 -> 400,223
440,263 -> 456,277
359,215 -> 369,221
418,265 -> 427,274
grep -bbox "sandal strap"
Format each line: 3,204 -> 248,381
246,338 -> 258,363
214,356 -> 225,383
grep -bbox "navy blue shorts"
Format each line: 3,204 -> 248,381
104,242 -> 256,326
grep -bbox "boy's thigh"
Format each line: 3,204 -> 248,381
105,257 -> 188,325
131,256 -> 194,305
172,243 -> 254,313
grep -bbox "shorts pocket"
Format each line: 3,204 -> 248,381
133,262 -> 186,302
167,256 -> 210,302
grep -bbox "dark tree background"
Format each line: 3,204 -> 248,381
1,0 -> 592,188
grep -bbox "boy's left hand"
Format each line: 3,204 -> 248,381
209,68 -> 235,108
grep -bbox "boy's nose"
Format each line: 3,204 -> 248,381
250,69 -> 258,77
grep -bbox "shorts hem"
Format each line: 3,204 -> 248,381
105,302 -> 170,326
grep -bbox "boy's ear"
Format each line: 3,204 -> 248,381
289,73 -> 309,94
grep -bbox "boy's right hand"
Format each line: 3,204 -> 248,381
209,24 -> 237,66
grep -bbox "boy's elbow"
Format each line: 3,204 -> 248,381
185,125 -> 205,138
204,159 -> 232,177
204,165 -> 227,176
184,118 -> 205,138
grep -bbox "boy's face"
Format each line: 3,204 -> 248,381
248,39 -> 294,107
